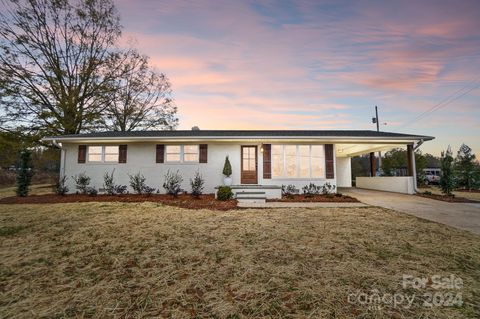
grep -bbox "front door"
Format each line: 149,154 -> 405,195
241,145 -> 258,184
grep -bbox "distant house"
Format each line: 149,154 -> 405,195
42,130 -> 434,198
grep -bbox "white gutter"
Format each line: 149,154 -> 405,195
41,135 -> 434,143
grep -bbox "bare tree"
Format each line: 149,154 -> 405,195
102,51 -> 178,131
0,0 -> 126,135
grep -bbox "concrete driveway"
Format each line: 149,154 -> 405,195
340,188 -> 480,235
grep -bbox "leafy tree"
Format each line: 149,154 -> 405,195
381,148 -> 427,178
454,144 -> 477,190
439,147 -> 455,196
101,51 -> 178,131
424,153 -> 441,168
351,155 -> 370,179
15,149 -> 33,196
0,131 -> 22,168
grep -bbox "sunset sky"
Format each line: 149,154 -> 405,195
116,0 -> 480,157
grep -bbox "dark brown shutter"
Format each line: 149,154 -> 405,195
156,144 -> 165,163
119,145 -> 127,163
199,144 -> 208,163
325,144 -> 334,179
78,145 -> 86,163
263,144 -> 271,179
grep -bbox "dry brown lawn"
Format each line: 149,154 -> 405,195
0,202 -> 479,318
0,184 -> 54,199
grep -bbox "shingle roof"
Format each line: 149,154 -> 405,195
44,130 -> 434,140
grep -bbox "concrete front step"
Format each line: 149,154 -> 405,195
237,198 -> 267,204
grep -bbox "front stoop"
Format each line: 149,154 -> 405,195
235,191 -> 267,204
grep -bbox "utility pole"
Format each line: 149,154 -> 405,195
372,106 -> 382,175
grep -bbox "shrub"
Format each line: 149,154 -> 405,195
103,170 -> 127,195
143,186 -> 156,196
217,186 -> 233,201
302,183 -> 321,197
15,149 -> 34,197
163,170 -> 183,196
423,191 -> 433,195
72,172 -> 90,194
223,156 -> 232,176
114,185 -> 127,195
440,147 -> 455,196
103,170 -> 116,195
55,175 -> 69,195
190,171 -> 205,198
86,187 -> 98,196
282,184 -> 299,198
321,182 -> 336,195
129,172 -> 149,195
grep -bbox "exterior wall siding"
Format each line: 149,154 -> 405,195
62,142 -> 338,194
336,157 -> 352,187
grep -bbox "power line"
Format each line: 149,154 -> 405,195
401,78 -> 480,128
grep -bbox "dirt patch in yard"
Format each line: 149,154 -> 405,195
0,193 -> 238,210
1,203 -> 479,318
268,194 -> 359,202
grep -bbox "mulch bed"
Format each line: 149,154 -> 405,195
0,193 -> 238,211
417,193 -> 479,203
267,194 -> 359,203
455,189 -> 480,193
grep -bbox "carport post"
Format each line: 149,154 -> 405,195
407,144 -> 417,193
369,152 -> 376,177
407,145 -> 414,176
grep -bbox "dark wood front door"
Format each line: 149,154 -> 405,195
241,145 -> 258,184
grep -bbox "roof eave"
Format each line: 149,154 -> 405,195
41,135 -> 434,143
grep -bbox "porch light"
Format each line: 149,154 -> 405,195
260,145 -> 264,153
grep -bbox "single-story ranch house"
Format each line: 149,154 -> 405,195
42,130 -> 434,199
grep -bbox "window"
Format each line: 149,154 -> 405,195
166,145 -> 181,162
242,147 -> 256,171
272,145 -> 284,177
87,146 -> 119,163
166,145 -> 199,163
285,145 -> 297,177
88,146 -> 103,162
272,145 -> 326,178
183,145 -> 199,162
104,146 -> 119,162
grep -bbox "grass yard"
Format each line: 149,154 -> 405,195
0,184 -> 54,199
1,203 -> 479,318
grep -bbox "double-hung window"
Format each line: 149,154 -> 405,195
271,145 -> 326,178
165,145 -> 199,163
87,146 -> 119,163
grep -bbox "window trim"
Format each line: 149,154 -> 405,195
271,144 -> 326,179
165,145 -> 200,164
87,145 -> 119,164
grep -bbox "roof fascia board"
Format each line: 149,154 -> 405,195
42,135 -> 432,143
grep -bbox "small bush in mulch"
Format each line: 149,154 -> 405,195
216,186 -> 233,201
417,192 -> 478,203
268,194 -> 359,203
0,194 -> 238,211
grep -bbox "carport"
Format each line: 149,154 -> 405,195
335,133 -> 434,194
